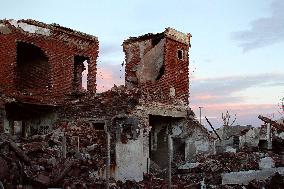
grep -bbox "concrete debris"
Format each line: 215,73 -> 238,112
222,167 -> 284,185
259,157 -> 275,169
225,146 -> 237,153
0,122 -> 108,188
178,162 -> 200,170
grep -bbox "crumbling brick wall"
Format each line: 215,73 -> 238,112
123,28 -> 191,105
0,19 -> 99,104
58,86 -> 141,120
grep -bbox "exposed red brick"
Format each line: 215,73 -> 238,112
0,19 -> 99,105
123,28 -> 191,105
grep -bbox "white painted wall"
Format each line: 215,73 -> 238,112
115,133 -> 147,182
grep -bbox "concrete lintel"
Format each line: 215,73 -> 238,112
147,109 -> 187,118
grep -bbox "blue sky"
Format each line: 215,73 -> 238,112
1,0 -> 283,128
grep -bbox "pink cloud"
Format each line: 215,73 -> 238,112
194,94 -> 218,100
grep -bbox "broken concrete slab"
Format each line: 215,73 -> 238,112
178,162 -> 200,170
222,167 -> 284,185
259,156 -> 275,169
225,146 -> 236,153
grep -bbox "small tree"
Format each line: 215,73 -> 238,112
279,97 -> 284,117
281,97 -> 284,113
222,110 -> 236,127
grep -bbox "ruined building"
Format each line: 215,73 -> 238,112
0,19 -> 213,187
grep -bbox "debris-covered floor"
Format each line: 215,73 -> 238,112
0,128 -> 284,188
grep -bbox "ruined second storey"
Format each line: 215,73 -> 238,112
123,28 -> 191,105
0,19 -> 192,107
0,19 -> 99,104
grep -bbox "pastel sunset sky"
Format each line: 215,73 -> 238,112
1,0 -> 283,129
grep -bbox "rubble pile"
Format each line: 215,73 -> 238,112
109,151 -> 279,188
176,150 -> 266,186
108,174 -> 199,189
0,120 -> 109,188
247,172 -> 284,189
61,86 -> 141,119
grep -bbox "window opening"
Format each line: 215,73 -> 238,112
177,49 -> 184,60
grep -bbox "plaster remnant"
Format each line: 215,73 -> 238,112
0,24 -> 11,34
9,20 -> 51,36
169,87 -> 175,97
115,134 -> 146,182
136,39 -> 165,82
165,27 -> 191,45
